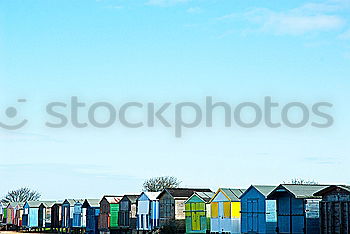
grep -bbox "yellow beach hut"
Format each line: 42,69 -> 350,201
209,188 -> 245,234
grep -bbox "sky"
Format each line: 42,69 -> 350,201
0,0 -> 349,200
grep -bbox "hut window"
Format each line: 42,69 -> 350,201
211,202 -> 218,218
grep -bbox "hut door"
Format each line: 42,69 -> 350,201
248,199 -> 259,232
191,203 -> 200,231
218,202 -> 224,232
38,207 -> 44,227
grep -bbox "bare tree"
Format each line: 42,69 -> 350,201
284,178 -> 318,185
1,187 -> 41,203
143,176 -> 181,192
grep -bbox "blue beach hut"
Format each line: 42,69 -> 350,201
240,185 -> 277,234
62,199 -> 83,229
136,192 -> 160,231
82,199 -> 100,234
267,184 -> 328,234
72,200 -> 85,228
22,201 -> 42,229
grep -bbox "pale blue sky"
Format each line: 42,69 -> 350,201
0,0 -> 349,200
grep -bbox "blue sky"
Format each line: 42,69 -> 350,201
0,0 -> 349,200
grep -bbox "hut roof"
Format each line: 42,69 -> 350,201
314,185 -> 350,196
102,196 -> 123,204
26,201 -> 44,208
7,202 -> 25,208
157,188 -> 212,199
221,188 -> 246,201
196,192 -> 215,202
74,199 -> 85,205
41,201 -> 57,208
141,192 -> 161,201
239,185 -> 277,199
186,191 -> 215,203
53,201 -> 64,206
63,199 -> 84,206
267,184 -> 329,199
83,199 -> 101,208
122,195 -> 139,204
63,199 -> 77,205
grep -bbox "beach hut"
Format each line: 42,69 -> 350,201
5,202 -> 24,229
118,195 -> 139,232
239,185 -> 277,234
209,188 -> 245,234
6,203 -> 16,225
22,201 -> 43,229
0,202 -> 4,223
136,192 -> 160,232
267,184 -> 328,234
6,202 -> 24,228
14,203 -> 24,227
184,191 -> 215,233
72,199 -> 85,229
157,188 -> 212,233
62,199 -> 83,229
51,201 -> 63,229
82,199 -> 101,234
314,185 -> 350,233
98,195 -> 123,233
39,201 -> 56,228
0,202 -> 7,224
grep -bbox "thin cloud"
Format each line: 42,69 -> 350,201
255,11 -> 345,35
187,7 -> 202,14
304,156 -> 339,165
218,1 -> 347,36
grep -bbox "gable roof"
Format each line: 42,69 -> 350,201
223,188 -> 246,201
239,185 -> 277,199
157,188 -> 212,199
122,195 -> 139,204
41,201 -> 57,208
139,192 -> 161,201
7,202 -> 25,208
62,199 -> 85,206
314,185 -> 350,196
63,199 -> 78,205
267,184 -> 329,199
25,201 -> 47,208
74,199 -> 85,205
101,196 -> 123,204
186,192 -> 215,203
53,201 -> 64,206
82,199 -> 101,208
209,188 -> 246,202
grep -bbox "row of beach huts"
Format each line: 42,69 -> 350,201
0,184 -> 350,233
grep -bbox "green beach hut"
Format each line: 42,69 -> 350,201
185,191 -> 215,233
98,195 -> 123,233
